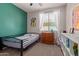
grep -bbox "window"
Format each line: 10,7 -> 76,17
40,10 -> 60,32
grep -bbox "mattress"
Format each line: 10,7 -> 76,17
2,34 -> 39,48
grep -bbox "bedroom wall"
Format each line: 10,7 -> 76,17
66,3 -> 79,32
27,5 -> 66,33
0,3 -> 27,37
27,12 -> 40,33
27,3 -> 79,33
59,5 -> 66,32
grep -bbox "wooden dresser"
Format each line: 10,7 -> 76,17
40,32 -> 55,44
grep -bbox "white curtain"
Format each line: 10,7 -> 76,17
40,10 -> 60,32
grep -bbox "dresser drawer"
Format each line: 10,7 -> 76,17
40,32 -> 55,44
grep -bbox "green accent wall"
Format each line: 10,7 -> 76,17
0,3 -> 27,37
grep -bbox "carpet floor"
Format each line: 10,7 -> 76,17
0,42 -> 63,56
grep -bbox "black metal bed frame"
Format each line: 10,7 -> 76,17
1,37 -> 39,56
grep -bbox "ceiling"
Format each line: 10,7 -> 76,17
13,3 -> 66,12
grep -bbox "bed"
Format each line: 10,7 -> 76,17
2,34 -> 39,56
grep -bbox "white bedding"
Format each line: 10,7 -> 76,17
3,34 -> 39,48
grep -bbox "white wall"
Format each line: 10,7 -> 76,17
27,5 -> 66,33
66,3 -> 79,32
59,6 -> 66,32
27,12 -> 40,33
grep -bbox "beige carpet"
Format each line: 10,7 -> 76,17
0,42 -> 63,56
